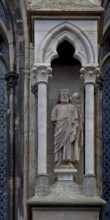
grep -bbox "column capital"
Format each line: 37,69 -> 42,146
31,64 -> 52,96
5,71 -> 18,89
33,64 -> 52,84
80,65 -> 100,85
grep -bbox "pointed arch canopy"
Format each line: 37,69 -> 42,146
37,22 -> 97,66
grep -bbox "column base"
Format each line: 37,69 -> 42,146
82,174 -> 97,196
35,174 -> 50,196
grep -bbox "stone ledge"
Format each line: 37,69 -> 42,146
28,0 -> 104,12
27,195 -> 106,206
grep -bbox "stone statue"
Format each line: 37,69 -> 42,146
51,89 -> 83,168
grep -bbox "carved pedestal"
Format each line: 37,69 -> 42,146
27,181 -> 105,220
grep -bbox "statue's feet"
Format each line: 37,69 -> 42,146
54,161 -> 62,168
67,162 -> 75,168
55,161 -> 75,169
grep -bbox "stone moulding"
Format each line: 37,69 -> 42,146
37,21 -> 97,66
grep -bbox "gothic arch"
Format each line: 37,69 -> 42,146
37,22 -> 96,65
0,18 -> 14,71
101,53 -> 110,69
0,20 -> 8,43
103,21 -> 110,37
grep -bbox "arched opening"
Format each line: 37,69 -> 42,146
47,40 -> 84,185
51,40 -> 81,91
51,40 -> 82,98
56,40 -> 75,63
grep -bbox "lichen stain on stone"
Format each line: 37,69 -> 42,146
31,0 -> 101,11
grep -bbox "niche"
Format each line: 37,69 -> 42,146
47,40 -> 84,185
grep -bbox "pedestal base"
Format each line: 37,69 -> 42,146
27,180 -> 106,220
32,207 -> 101,220
54,168 -> 77,181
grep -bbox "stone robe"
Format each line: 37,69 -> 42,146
51,103 -> 80,164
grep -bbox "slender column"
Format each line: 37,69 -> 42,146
38,83 -> 47,173
80,65 -> 100,196
5,72 -> 18,220
32,64 -> 52,196
85,83 -> 95,175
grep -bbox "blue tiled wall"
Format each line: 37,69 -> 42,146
102,62 -> 110,220
0,63 -> 7,220
0,3 -> 8,28
0,3 -> 8,219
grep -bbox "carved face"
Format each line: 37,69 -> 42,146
60,91 -> 69,103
